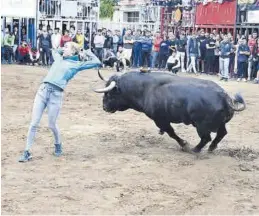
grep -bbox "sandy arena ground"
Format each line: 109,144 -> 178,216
1,64 -> 259,215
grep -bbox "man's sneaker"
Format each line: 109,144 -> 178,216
18,150 -> 32,162
243,78 -> 247,82
237,78 -> 241,82
54,144 -> 62,157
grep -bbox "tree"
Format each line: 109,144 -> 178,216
100,0 -> 115,19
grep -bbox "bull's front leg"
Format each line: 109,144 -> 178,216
155,121 -> 192,153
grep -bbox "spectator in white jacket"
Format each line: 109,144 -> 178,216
51,28 -> 62,50
94,29 -> 105,61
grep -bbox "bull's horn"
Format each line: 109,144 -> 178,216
94,81 -> 116,93
98,69 -> 108,82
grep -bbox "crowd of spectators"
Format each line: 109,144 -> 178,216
1,25 -> 259,84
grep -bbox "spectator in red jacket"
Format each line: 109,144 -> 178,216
18,41 -> 30,64
60,30 -> 72,47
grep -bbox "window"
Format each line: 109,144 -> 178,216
124,12 -> 139,22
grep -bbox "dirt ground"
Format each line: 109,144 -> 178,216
1,64 -> 259,215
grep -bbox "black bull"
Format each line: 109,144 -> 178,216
94,71 -> 246,153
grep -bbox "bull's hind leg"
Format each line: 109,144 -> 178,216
208,124 -> 227,152
155,121 -> 191,152
192,127 -> 212,153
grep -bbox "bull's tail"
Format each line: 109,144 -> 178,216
231,93 -> 246,112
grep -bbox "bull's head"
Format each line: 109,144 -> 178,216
93,70 -> 129,113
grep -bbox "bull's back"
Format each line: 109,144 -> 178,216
144,81 -> 231,130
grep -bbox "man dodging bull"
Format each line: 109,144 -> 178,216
94,70 -> 246,153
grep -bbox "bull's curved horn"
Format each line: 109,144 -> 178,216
94,81 -> 116,93
98,69 -> 108,82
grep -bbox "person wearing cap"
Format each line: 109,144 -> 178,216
18,42 -> 101,162
166,48 -> 180,74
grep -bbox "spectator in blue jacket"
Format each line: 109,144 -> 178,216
140,30 -> 152,69
219,35 -> 232,81
18,42 -> 101,162
237,38 -> 250,82
39,30 -> 52,65
158,35 -> 170,69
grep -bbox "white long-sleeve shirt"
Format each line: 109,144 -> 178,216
51,33 -> 62,49
94,35 -> 105,48
167,55 -> 180,68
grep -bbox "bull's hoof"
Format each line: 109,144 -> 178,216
158,129 -> 164,135
208,145 -> 217,153
181,142 -> 192,153
192,147 -> 201,153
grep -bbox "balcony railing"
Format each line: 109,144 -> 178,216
38,0 -> 99,20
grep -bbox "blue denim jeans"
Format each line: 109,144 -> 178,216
219,57 -> 230,79
25,83 -> 64,151
151,51 -> 159,68
133,44 -> 142,67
